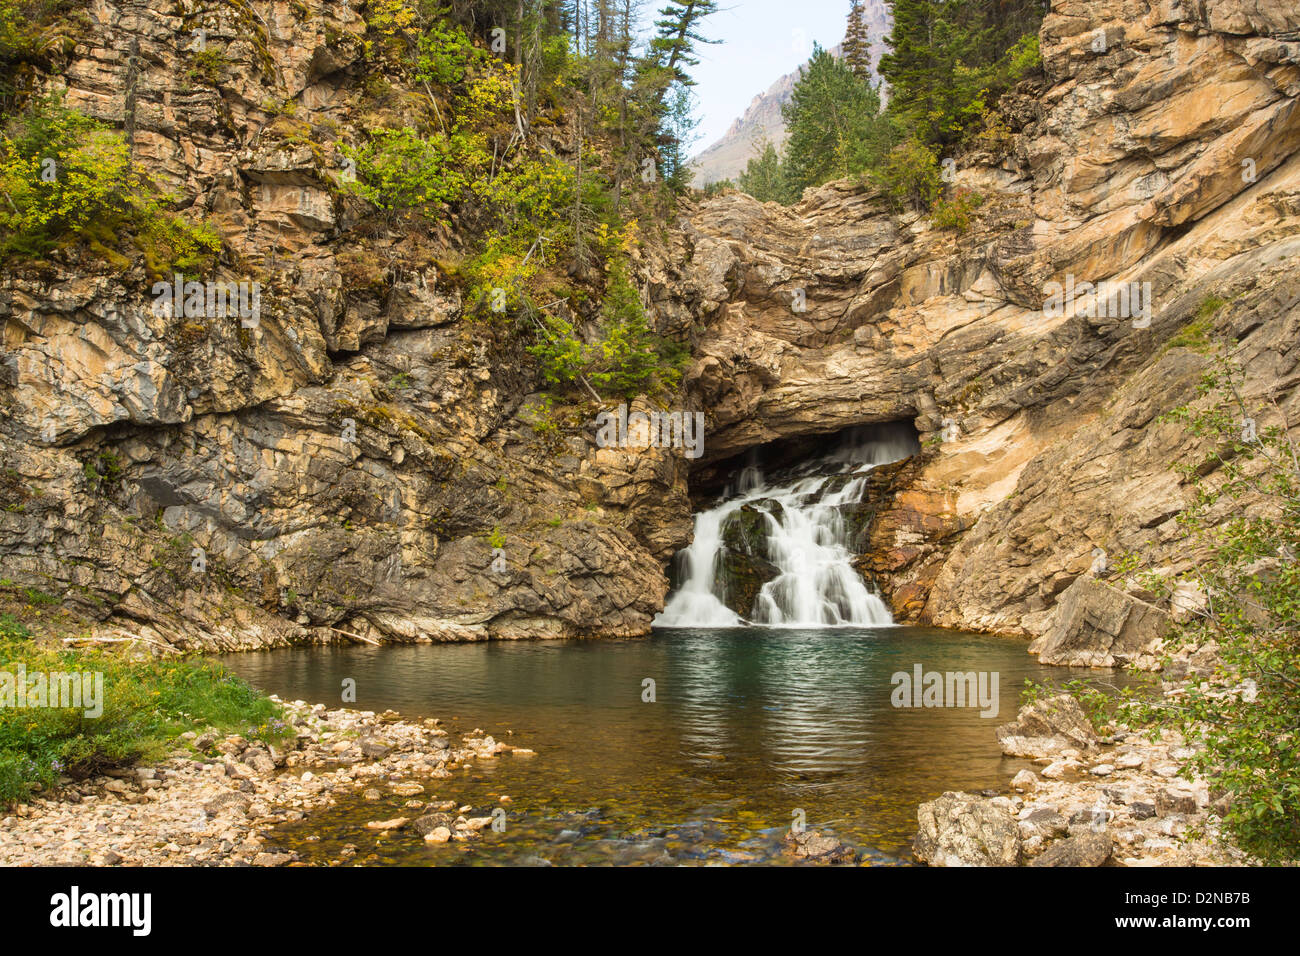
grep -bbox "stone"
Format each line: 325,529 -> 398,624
411,813 -> 455,836
1010,770 -> 1039,793
243,750 -> 276,775
1029,832 -> 1113,868
1156,788 -> 1199,816
996,696 -> 1100,755
1041,760 -> 1082,780
202,793 -> 251,818
424,827 -> 452,844
1030,577 -> 1169,667
1022,809 -> 1069,839
364,818 -> 408,831
359,739 -> 393,760
1131,802 -> 1157,820
783,829 -> 856,864
914,792 -> 1022,866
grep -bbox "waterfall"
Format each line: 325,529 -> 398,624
655,424 -> 918,629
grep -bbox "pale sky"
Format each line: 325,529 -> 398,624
680,0 -> 856,154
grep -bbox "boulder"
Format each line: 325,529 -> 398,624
1029,831 -> 1113,867
1010,769 -> 1039,793
1029,577 -> 1168,667
996,695 -> 1100,756
1155,787 -> 1199,816
914,792 -> 1022,866
202,792 -> 251,818
411,813 -> 455,836
783,829 -> 856,864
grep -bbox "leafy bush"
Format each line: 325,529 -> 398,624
527,310 -> 585,387
737,142 -> 787,204
874,138 -> 943,212
1128,356 -> 1300,860
1047,354 -> 1300,862
342,126 -> 462,219
0,94 -> 220,273
931,187 -> 984,232
525,257 -> 684,400
411,15 -> 483,86
1003,33 -> 1042,82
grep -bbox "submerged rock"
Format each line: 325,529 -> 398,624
782,829 -> 857,864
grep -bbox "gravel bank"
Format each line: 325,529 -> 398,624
0,696 -> 534,866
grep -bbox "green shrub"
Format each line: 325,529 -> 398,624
1003,33 -> 1042,81
0,94 -> 220,273
586,259 -> 663,399
341,126 -> 462,218
1132,355 -> 1300,860
874,138 -> 942,212
0,631 -> 290,804
527,310 -> 585,387
931,187 -> 984,232
1060,354 -> 1300,862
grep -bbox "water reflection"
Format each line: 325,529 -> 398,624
220,626 -> 1121,865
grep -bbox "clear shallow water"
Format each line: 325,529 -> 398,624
220,626 -> 1115,866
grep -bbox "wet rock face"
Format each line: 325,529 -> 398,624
667,0 -> 1300,648
0,0 -> 693,649
717,505 -> 779,616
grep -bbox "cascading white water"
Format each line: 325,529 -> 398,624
654,424 -> 919,629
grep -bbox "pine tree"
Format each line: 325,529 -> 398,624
842,0 -> 872,78
737,140 -> 786,203
780,44 -> 887,198
645,0 -> 720,90
636,0 -> 719,189
878,0 -> 1046,149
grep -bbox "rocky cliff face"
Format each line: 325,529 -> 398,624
3,0 -> 1298,660
0,0 -> 692,649
666,0 -> 1300,656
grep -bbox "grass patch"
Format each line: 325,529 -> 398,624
1165,296 -> 1227,353
0,619 -> 291,804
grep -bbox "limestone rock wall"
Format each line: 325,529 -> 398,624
0,0 -> 692,649
2,0 -> 1298,656
670,0 -> 1300,649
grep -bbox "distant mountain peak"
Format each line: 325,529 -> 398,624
689,0 -> 892,188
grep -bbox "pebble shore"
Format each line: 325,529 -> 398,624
914,692 -> 1256,867
0,696 -> 534,866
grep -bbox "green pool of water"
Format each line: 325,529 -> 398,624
219,626 -> 1115,866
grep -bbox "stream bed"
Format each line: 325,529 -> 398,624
220,625 -> 1115,866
